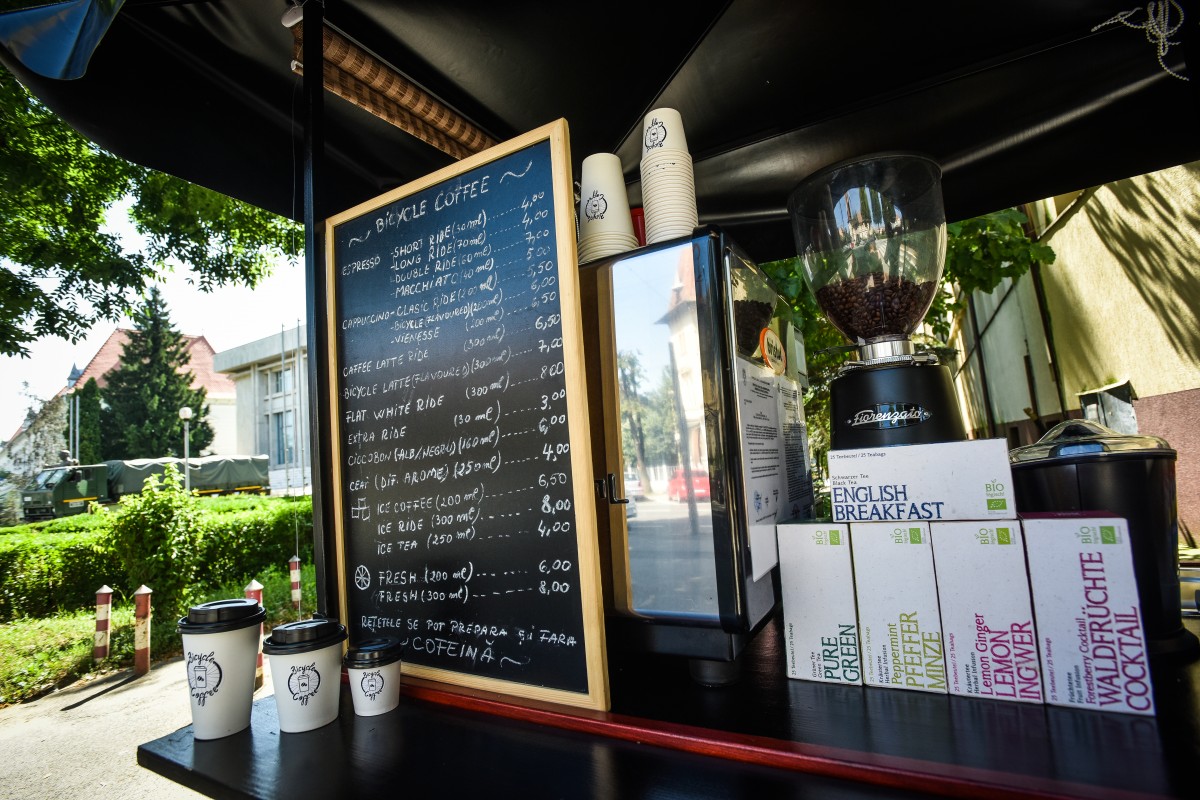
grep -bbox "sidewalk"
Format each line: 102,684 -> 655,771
0,655 -> 276,800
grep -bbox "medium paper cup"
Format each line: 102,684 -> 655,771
344,638 -> 404,717
578,153 -> 636,239
642,107 -> 689,156
177,598 -> 266,740
263,618 -> 348,733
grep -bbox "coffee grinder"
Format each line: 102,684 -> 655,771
787,153 -> 966,449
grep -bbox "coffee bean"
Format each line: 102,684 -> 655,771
814,272 -> 936,341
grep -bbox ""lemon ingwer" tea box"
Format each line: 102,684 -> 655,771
930,520 -> 1043,703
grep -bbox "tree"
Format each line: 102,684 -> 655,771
0,66 -> 300,358
0,385 -> 66,524
63,377 -> 103,465
100,287 -> 212,460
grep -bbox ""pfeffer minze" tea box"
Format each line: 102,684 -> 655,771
850,521 -> 947,693
777,521 -> 862,684
1021,513 -> 1154,716
930,520 -> 1044,704
827,439 -> 1014,523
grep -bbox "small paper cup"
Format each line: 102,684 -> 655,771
177,598 -> 266,740
579,153 -> 636,239
642,107 -> 689,157
344,638 -> 404,717
263,618 -> 348,733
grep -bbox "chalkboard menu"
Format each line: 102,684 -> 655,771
325,120 -> 609,710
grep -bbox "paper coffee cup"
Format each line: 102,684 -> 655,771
263,618 -> 348,733
177,598 -> 266,740
642,107 -> 689,157
344,638 -> 404,717
578,152 -> 637,243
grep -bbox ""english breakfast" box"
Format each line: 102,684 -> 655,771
1021,513 -> 1154,716
777,521 -> 862,685
827,439 -> 1014,523
850,521 -> 947,693
930,520 -> 1044,704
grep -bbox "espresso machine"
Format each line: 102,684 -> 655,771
787,153 -> 966,450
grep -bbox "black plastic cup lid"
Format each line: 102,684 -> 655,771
344,638 -> 404,669
262,618 -> 347,656
177,598 -> 265,635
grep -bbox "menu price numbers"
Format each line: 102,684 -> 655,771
522,207 -> 549,230
541,495 -> 572,515
535,313 -> 561,331
537,471 -> 567,488
527,257 -> 554,277
529,288 -> 558,309
541,361 -> 565,379
541,388 -> 565,409
537,519 -> 571,538
520,191 -> 545,211
538,414 -> 566,434
537,337 -> 562,353
542,442 -> 570,462
539,580 -> 571,595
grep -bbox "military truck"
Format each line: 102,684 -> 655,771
20,455 -> 269,521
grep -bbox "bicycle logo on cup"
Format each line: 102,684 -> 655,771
360,670 -> 385,701
644,118 -> 668,150
187,651 -> 223,707
287,663 -> 321,706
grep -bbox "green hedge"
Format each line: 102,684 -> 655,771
0,496 -> 314,621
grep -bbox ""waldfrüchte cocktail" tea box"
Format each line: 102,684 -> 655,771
1021,513 -> 1154,716
777,521 -> 862,684
930,520 -> 1044,703
827,439 -> 1014,523
850,521 -> 947,693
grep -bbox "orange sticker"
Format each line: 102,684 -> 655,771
759,328 -> 786,375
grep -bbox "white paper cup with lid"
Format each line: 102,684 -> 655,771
177,598 -> 266,740
641,107 -> 689,156
262,617 -> 348,733
344,638 -> 404,716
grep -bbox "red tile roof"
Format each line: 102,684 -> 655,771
73,328 -> 235,395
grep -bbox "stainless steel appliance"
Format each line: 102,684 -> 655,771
579,227 -> 814,684
787,153 -> 966,450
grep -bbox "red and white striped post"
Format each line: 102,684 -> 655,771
289,555 -> 302,614
133,585 -> 153,676
93,585 -> 113,662
244,578 -> 265,690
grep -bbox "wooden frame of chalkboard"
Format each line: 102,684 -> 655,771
324,119 -> 610,711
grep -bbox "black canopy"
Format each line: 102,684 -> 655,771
3,0 -> 1199,262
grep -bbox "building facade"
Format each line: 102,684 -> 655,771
213,325 -> 311,494
949,161 -> 1200,535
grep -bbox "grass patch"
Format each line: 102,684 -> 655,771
0,562 -> 317,707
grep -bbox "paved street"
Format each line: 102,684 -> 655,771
0,655 -> 276,800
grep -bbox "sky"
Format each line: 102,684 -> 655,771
0,227 -> 307,441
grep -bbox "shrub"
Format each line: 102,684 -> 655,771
198,496 -> 314,588
106,465 -> 203,622
0,527 -> 121,619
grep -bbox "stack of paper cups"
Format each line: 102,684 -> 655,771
577,152 -> 639,264
640,107 -> 698,244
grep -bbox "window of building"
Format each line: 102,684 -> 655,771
273,410 -> 295,465
272,367 -> 294,396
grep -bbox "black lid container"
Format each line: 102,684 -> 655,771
177,598 -> 265,634
1009,420 -> 1200,659
344,638 -> 404,670
263,618 -> 348,656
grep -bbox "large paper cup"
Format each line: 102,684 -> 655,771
344,638 -> 403,717
641,107 -> 689,156
177,598 -> 266,740
263,618 -> 348,733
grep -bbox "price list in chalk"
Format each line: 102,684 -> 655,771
332,140 -> 589,693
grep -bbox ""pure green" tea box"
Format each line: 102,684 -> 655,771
777,521 -> 862,685
850,521 -> 947,693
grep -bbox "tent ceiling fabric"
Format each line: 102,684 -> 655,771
2,0 -> 1198,262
